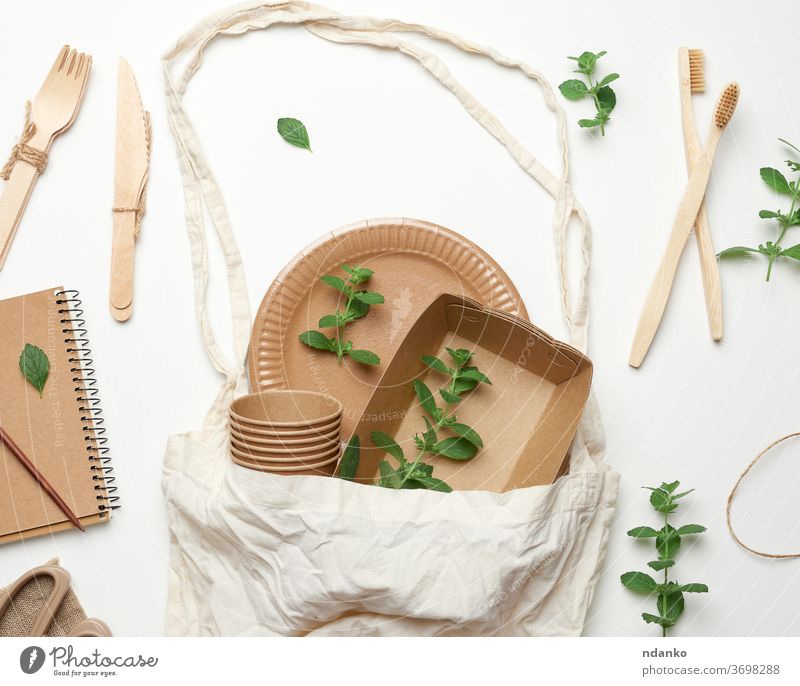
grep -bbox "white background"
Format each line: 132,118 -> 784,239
0,0 -> 799,637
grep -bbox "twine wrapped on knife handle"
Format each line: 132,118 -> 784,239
111,111 -> 150,237
0,101 -> 48,180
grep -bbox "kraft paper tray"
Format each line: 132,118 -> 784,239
348,294 -> 593,492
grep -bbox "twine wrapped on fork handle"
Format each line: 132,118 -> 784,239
0,102 -> 48,180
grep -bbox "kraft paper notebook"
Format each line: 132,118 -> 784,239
0,287 -> 117,545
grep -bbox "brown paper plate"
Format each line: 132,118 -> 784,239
229,424 -> 340,447
229,416 -> 341,438
248,218 -> 527,439
230,443 -> 341,464
230,450 -> 340,474
230,390 -> 342,428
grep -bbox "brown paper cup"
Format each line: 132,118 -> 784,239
229,424 -> 340,448
229,443 -> 341,464
230,450 -> 340,476
230,390 -> 342,428
229,416 -> 341,439
230,435 -> 340,458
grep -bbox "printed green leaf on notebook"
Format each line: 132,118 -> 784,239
19,343 -> 50,398
277,117 -> 312,152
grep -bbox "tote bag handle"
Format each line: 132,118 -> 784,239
162,0 -> 593,433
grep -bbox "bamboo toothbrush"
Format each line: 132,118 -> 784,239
679,47 -> 723,341
629,82 -> 739,368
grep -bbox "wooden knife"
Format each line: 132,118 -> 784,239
110,58 -> 150,322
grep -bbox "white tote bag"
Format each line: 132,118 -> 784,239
161,0 -> 619,636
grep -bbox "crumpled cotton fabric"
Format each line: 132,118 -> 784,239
161,0 -> 619,636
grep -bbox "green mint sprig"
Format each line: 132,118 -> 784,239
336,348 -> 491,492
620,481 -> 708,637
299,264 -> 384,365
558,50 -> 619,136
719,138 -> 800,280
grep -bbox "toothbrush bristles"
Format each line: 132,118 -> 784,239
688,48 -> 705,93
714,82 -> 740,127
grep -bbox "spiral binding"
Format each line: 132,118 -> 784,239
55,290 -> 120,517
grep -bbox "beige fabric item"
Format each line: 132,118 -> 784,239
0,559 -> 86,637
161,0 -> 619,636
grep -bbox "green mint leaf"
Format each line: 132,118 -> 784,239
658,591 -> 684,624
670,489 -> 694,500
371,431 -> 405,463
597,86 -> 617,115
642,613 -> 669,627
759,210 -> 779,219
320,275 -> 348,293
656,527 -> 681,560
299,330 -> 335,351
558,79 -> 588,100
377,460 -> 403,489
337,435 -> 360,480
432,436 -> 478,461
578,118 -> 601,129
661,481 -> 680,493
421,417 -> 437,449
449,422 -> 483,448
277,117 -> 312,152
620,571 -> 658,593
596,86 -> 616,113
421,355 -> 449,374
626,526 -> 659,538
650,488 -> 680,513
345,298 -> 370,321
574,50 -> 601,74
352,291 -> 385,305
453,377 -> 479,394
675,524 -> 706,536
341,265 -> 374,284
318,314 -> 340,328
410,462 -> 434,478
399,479 -> 426,490
439,388 -> 462,405
413,379 -> 437,417
779,244 -> 800,260
647,560 -> 675,571
19,343 -> 49,398
760,167 -> 792,195
596,73 -> 619,88
459,367 -> 492,385
446,348 -> 473,368
718,246 -> 760,258
408,475 -> 453,493
676,583 -> 708,593
347,349 -> 380,365
648,488 -> 670,511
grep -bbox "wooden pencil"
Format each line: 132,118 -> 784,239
0,425 -> 85,532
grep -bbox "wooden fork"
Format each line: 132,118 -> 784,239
0,46 -> 92,269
